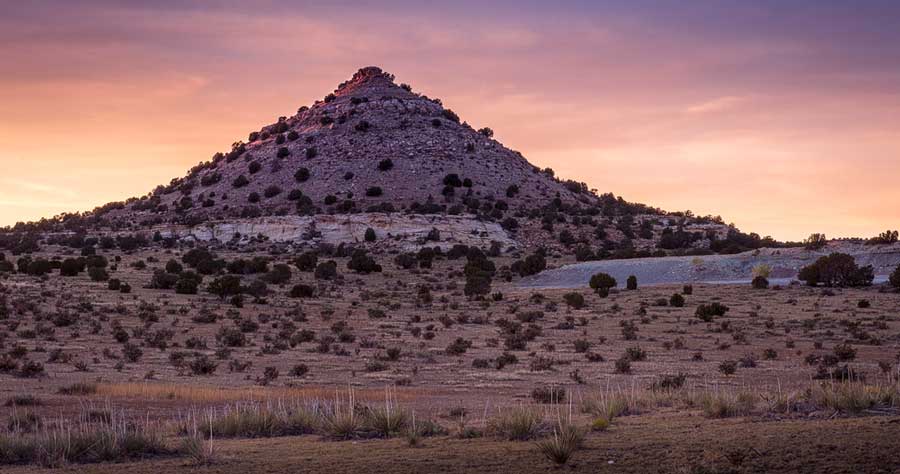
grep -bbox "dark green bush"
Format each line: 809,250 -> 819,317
695,302 -> 729,322
797,253 -> 873,287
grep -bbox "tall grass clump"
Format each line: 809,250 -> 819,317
364,389 -> 408,438
806,381 -> 900,413
196,402 -> 320,438
696,389 -> 757,418
486,406 -> 545,440
0,411 -> 172,467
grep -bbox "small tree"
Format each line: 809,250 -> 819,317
294,252 -> 318,272
377,159 -> 393,171
294,167 -> 310,183
798,253 -> 873,287
60,258 -> 83,277
175,271 -> 203,294
208,275 -> 242,300
314,261 -> 338,280
626,275 -> 637,290
890,264 -> 900,290
87,266 -> 109,282
589,273 -> 616,297
695,302 -> 729,322
804,233 -> 827,250
563,292 -> 585,309
364,227 -> 377,242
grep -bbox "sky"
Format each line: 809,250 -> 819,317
1,1 -> 899,241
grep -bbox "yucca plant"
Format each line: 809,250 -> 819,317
365,389 -> 407,438
323,390 -> 361,440
536,406 -> 585,466
487,406 -> 545,441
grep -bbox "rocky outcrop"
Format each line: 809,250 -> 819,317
519,242 -> 900,289
151,213 -> 516,251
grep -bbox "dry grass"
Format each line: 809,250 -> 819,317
0,410 -> 173,467
486,406 -> 546,441
806,380 -> 900,413
95,382 -> 426,404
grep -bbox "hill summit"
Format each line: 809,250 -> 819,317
20,66 -> 747,255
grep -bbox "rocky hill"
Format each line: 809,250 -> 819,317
5,67 -> 744,255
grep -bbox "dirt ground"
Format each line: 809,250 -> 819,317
1,246 -> 899,471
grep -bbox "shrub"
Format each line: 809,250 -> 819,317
487,407 -> 543,441
87,266 -> 109,282
695,302 -> 729,322
614,356 -> 631,374
232,175 -> 249,188
531,386 -> 566,404
294,167 -> 310,182
834,343 -> 856,361
443,173 -> 463,187
189,355 -> 218,375
262,264 -> 292,285
165,259 -> 183,274
314,261 -> 338,280
276,147 -> 290,158
347,250 -> 381,274
122,343 -> 143,363
563,292 -> 585,309
289,284 -> 315,298
175,272 -> 203,294
365,186 -> 383,197
891,264 -> 900,290
377,159 -> 393,171
650,373 -> 687,391
60,258 -> 83,276
751,276 -> 769,289
700,391 -> 756,418
752,263 -> 771,278
149,270 -> 179,290
804,233 -> 828,250
207,275 -> 242,300
263,185 -> 282,198
446,338 -> 472,355
294,252 -> 318,272
718,360 -> 737,376
364,227 -> 376,242
536,422 -> 584,465
512,252 -> 546,277
669,293 -> 685,307
626,275 -> 637,290
798,253 -> 874,287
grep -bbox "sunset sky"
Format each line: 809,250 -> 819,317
1,1 -> 898,241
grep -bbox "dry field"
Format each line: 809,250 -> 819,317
1,245 -> 899,472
